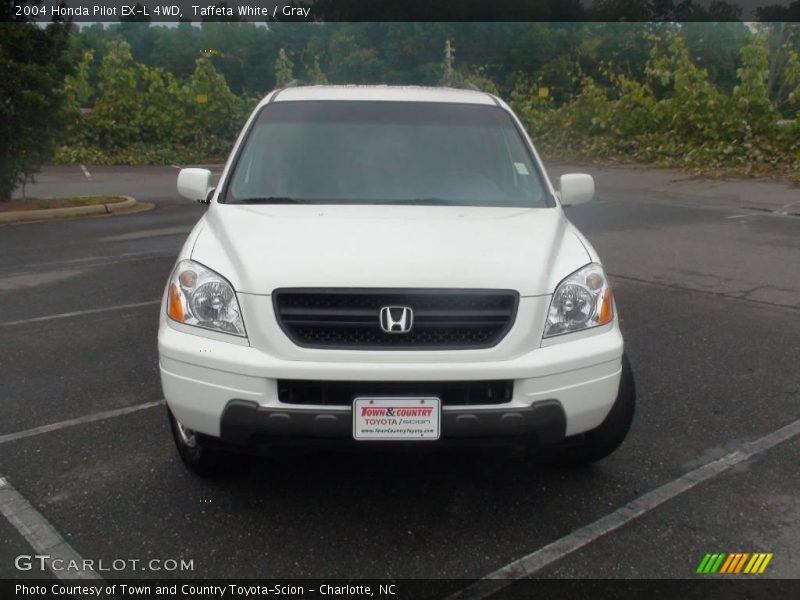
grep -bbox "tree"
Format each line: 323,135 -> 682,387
0,1 -> 74,200
186,51 -> 248,145
274,48 -> 294,87
441,39 -> 456,85
757,23 -> 800,112
88,41 -> 142,148
306,54 -> 329,84
464,67 -> 499,94
325,28 -> 381,83
681,21 -> 749,93
64,50 -> 94,112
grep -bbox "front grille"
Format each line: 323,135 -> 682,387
273,288 -> 518,350
277,380 -> 514,406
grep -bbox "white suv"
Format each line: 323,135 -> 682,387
159,85 -> 635,476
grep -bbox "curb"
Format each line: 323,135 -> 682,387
0,195 -> 137,224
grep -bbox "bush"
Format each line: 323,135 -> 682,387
510,29 -> 800,180
54,28 -> 800,183
57,42 -> 254,166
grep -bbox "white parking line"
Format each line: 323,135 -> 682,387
725,213 -> 755,219
449,416 -> 800,599
1,250 -> 176,275
0,476 -> 102,580
78,164 -> 92,181
98,225 -> 192,242
0,400 -> 165,445
0,300 -> 160,328
778,200 -> 800,213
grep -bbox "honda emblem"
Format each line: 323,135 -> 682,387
379,306 -> 414,333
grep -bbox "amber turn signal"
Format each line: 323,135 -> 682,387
168,283 -> 185,322
598,287 -> 614,325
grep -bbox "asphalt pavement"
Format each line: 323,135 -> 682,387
0,163 -> 798,585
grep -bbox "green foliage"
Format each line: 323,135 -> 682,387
325,30 -> 381,83
681,22 -> 750,93
90,41 -> 143,148
511,30 -> 800,180
63,50 -> 94,112
139,65 -> 187,145
306,55 -> 329,84
57,41 -> 253,166
463,67 -> 499,95
274,48 -> 294,87
50,22 -> 799,182
441,40 -> 456,86
67,20 -> 796,101
186,52 -> 251,151
0,12 -> 74,200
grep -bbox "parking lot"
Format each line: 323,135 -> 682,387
1,164 -> 799,585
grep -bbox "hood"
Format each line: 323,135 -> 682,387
191,204 -> 590,297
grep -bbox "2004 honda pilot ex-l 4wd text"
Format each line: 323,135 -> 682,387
159,85 -> 635,475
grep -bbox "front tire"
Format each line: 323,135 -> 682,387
536,353 -> 636,467
167,408 -> 232,477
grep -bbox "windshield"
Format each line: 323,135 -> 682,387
223,100 -> 551,207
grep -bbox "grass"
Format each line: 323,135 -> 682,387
0,196 -> 121,212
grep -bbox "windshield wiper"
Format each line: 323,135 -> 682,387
233,196 -> 312,204
384,197 -> 454,205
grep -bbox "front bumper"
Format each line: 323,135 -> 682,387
218,399 -> 567,448
159,319 -> 623,443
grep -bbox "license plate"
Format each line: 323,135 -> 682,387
353,397 -> 441,441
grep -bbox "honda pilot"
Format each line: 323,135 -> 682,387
159,85 -> 635,475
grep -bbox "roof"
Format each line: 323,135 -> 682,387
267,85 -> 497,106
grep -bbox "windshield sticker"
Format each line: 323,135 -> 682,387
514,162 -> 530,175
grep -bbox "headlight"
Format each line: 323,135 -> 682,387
543,263 -> 614,338
166,259 -> 246,337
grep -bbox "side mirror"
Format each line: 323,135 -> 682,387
177,168 -> 214,204
559,173 -> 594,206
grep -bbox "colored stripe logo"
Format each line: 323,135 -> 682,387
697,552 -> 773,574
